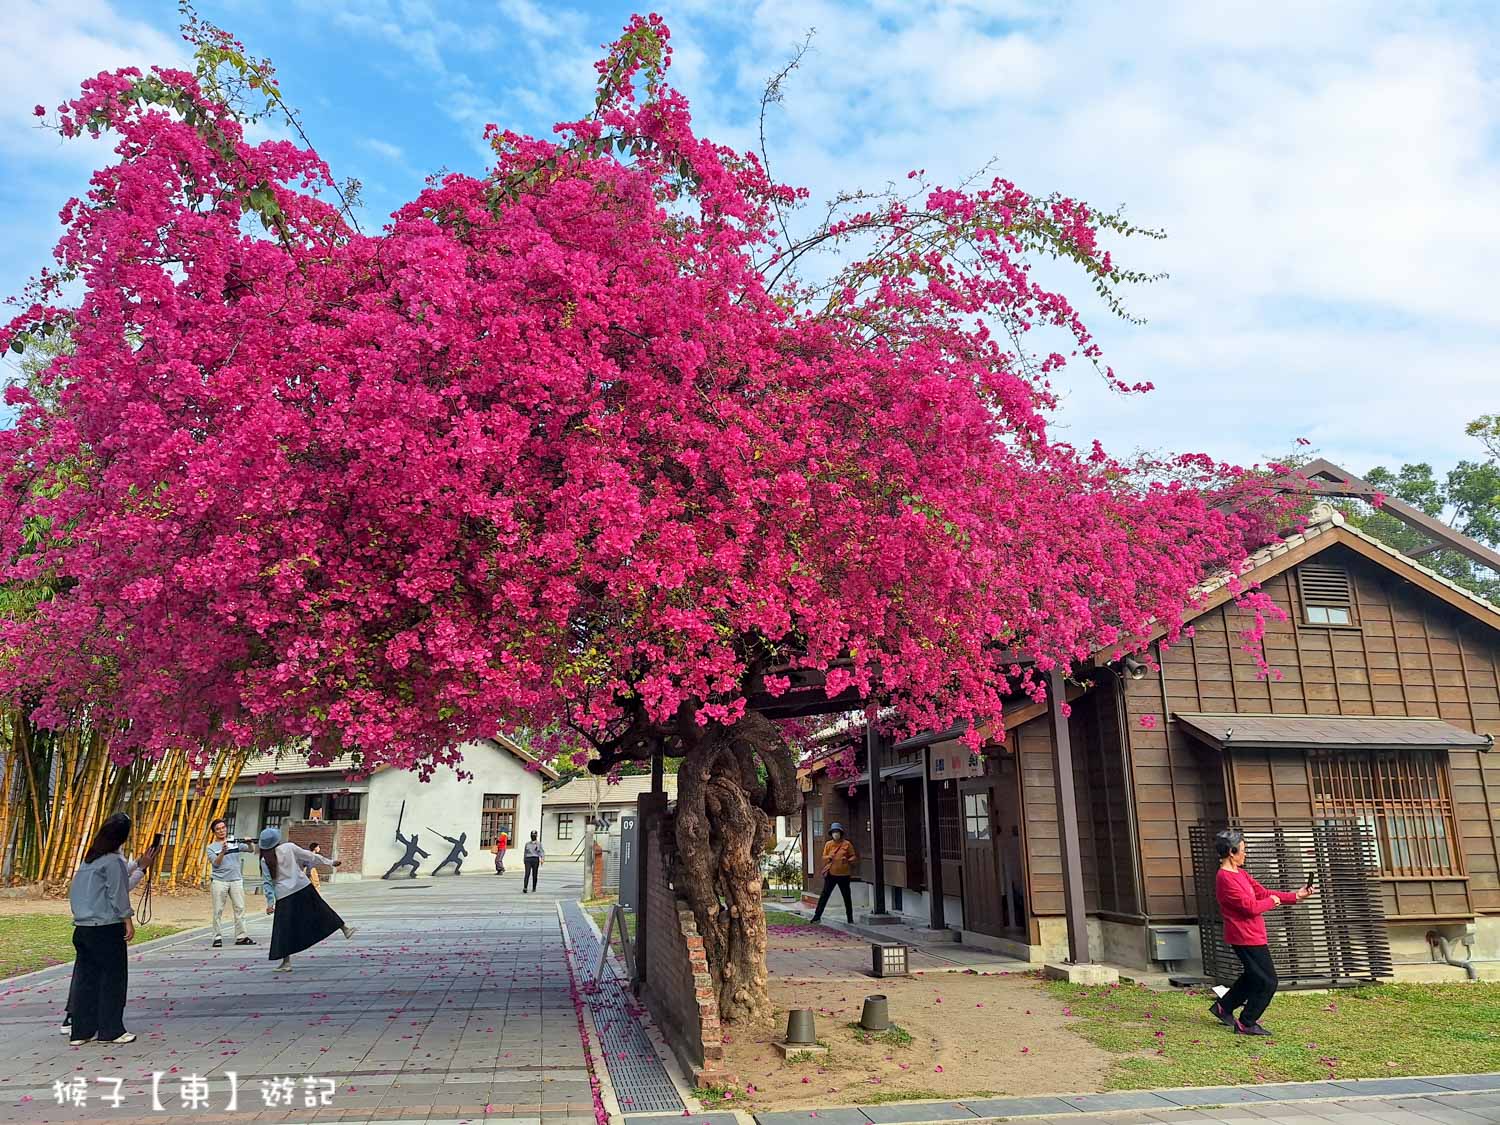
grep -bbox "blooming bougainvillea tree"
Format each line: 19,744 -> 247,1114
1,15 -> 1290,1017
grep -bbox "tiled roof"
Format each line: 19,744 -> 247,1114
240,735 -> 557,779
1195,503 -> 1500,620
542,773 -> 678,807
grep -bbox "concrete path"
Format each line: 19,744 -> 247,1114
748,1075 -> 1500,1125
0,862 -> 593,1124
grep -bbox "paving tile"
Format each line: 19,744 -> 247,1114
1155,1086 -> 1271,1107
1248,1084 -> 1353,1102
757,1111 -> 872,1125
858,1102 -> 977,1123
1327,1079 -> 1452,1097
1422,1076 -> 1500,1093
1061,1092 -> 1177,1112
957,1096 -> 1081,1117
626,1116 -> 739,1125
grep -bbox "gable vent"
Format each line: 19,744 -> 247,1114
1300,563 -> 1354,625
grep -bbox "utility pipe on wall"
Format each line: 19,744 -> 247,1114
1428,930 -> 1479,981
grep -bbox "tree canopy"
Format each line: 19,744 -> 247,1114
0,16 -> 1286,776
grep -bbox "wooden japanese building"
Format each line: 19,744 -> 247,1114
800,504 -> 1500,977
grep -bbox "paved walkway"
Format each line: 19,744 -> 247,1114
743,1075 -> 1500,1124
0,863 -> 592,1124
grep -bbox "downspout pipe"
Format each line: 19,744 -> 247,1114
1427,929 -> 1479,981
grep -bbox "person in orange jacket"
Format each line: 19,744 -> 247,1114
810,823 -> 859,924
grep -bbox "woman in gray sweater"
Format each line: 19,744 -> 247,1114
67,814 -> 139,1045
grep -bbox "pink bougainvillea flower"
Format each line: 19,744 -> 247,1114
0,9 -> 1293,1024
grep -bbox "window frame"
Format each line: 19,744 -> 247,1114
263,796 -> 292,828
556,813 -> 574,841
481,792 -> 518,849
1308,749 -> 1463,878
1298,563 -> 1358,628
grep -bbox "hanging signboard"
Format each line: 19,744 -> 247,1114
929,740 -> 984,781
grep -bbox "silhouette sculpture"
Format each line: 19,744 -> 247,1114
430,829 -> 469,876
382,802 -> 429,879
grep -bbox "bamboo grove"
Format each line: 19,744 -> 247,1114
0,711 -> 248,887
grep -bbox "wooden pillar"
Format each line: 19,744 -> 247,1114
1047,668 -> 1091,963
923,746 -> 946,929
866,713 -> 889,916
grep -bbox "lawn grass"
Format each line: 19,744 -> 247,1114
765,908 -> 812,927
0,916 -> 185,979
1045,977 -> 1500,1089
848,1021 -> 915,1048
583,898 -> 636,944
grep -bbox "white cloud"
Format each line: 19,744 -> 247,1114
362,138 -> 406,162
0,0 -> 186,162
647,0 -> 1500,472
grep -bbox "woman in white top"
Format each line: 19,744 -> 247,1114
257,828 -> 355,971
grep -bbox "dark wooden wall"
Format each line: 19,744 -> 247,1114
1070,684 -> 1141,918
1122,543 -> 1500,921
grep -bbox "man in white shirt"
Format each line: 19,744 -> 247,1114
205,817 -> 254,948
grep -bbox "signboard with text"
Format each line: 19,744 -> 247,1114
929,742 -> 984,781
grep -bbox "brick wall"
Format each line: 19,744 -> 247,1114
283,820 -> 366,879
637,799 -> 732,1086
591,841 -> 606,899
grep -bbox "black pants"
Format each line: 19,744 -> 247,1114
811,875 -> 853,923
523,857 -> 540,892
70,924 -> 128,1041
1221,943 -> 1278,1026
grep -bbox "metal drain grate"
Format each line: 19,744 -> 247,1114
562,901 -> 684,1114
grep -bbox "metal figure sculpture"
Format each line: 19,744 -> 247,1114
429,828 -> 469,876
381,801 -> 429,879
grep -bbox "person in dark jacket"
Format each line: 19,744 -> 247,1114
66,814 -> 141,1045
1208,828 -> 1315,1036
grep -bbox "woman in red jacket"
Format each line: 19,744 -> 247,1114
1208,828 -> 1315,1036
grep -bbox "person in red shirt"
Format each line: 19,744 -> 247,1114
1208,828 -> 1316,1036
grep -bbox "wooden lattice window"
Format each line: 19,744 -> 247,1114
263,796 -> 291,828
481,793 -> 517,848
881,786 -> 905,850
1309,751 -> 1461,876
1299,563 -> 1355,626
328,793 -> 362,821
938,790 -> 962,861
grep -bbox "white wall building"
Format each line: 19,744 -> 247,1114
539,772 -> 796,864
227,736 -> 556,880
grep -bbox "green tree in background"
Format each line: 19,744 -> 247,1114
1337,420 -> 1500,603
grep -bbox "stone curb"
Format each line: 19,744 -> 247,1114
745,1072 -> 1500,1124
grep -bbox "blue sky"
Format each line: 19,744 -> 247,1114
3,0 -> 1497,477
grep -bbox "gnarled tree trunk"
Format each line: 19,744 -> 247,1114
668,711 -> 797,1022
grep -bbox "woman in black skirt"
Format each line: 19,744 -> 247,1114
66,814 -> 146,1044
257,828 -> 355,971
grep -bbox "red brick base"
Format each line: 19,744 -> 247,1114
637,799 -> 733,1086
